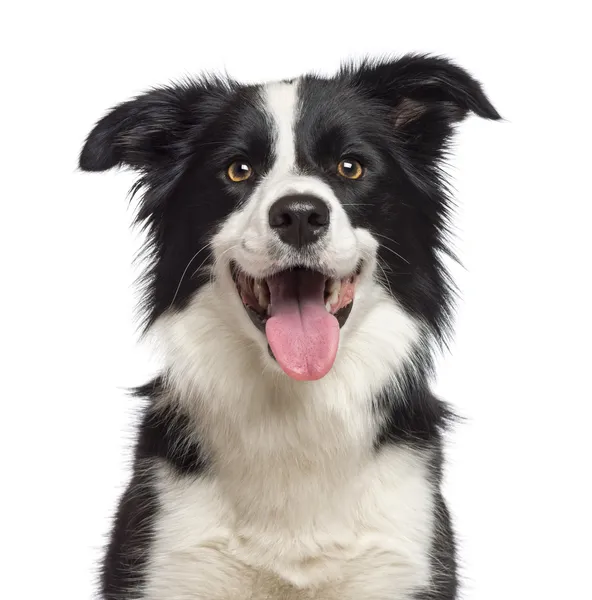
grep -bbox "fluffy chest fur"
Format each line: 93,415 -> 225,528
144,445 -> 434,600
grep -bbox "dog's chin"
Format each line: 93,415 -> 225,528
229,261 -> 361,381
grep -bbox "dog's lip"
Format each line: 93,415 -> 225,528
229,260 -> 362,335
230,260 -> 363,284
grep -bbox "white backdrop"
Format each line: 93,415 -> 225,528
2,2 -> 591,598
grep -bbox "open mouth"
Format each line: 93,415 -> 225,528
231,263 -> 361,381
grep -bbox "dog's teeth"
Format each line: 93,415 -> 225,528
327,278 -> 340,296
324,278 -> 340,310
327,288 -> 339,307
257,282 -> 269,310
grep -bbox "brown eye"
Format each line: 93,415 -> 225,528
337,158 -> 363,180
227,161 -> 253,182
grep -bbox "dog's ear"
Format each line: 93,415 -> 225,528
79,85 -> 208,172
350,54 -> 500,143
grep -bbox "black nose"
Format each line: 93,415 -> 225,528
268,195 -> 330,248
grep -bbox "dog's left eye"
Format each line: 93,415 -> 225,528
227,161 -> 253,182
337,159 -> 364,180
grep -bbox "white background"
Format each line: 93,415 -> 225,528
2,2 -> 591,598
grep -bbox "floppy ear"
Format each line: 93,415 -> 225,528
350,54 -> 500,144
79,85 -> 207,172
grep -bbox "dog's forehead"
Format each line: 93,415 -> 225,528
231,76 -> 372,151
261,76 -> 364,122
208,76 -> 381,178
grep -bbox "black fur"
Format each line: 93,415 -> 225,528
133,379 -> 210,476
101,470 -> 157,600
81,54 -> 499,599
101,381 -> 210,599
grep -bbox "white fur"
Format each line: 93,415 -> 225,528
143,447 -> 434,600
141,80 -> 435,598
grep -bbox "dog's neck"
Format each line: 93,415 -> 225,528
152,277 -> 420,509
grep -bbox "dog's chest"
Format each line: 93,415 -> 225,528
143,444 -> 434,600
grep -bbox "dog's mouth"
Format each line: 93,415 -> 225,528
231,262 -> 361,381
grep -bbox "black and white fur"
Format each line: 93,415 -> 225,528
80,54 -> 499,599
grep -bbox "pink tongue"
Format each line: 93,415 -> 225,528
265,270 -> 339,381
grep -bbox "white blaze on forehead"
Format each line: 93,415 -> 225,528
263,81 -> 299,174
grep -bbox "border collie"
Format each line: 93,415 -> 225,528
80,54 -> 499,600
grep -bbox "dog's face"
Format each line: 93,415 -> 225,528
80,55 -> 498,381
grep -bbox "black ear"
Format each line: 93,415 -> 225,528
79,85 -> 206,172
350,53 -> 500,135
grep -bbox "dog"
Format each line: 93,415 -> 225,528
80,53 -> 499,599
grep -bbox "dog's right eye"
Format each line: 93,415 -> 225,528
227,161 -> 253,182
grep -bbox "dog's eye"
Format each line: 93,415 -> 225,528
227,161 -> 253,182
337,159 -> 364,180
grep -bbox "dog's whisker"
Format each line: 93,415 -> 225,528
378,243 -> 410,264
168,244 -> 211,309
372,233 -> 402,247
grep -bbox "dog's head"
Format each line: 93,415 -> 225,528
80,55 -> 499,382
